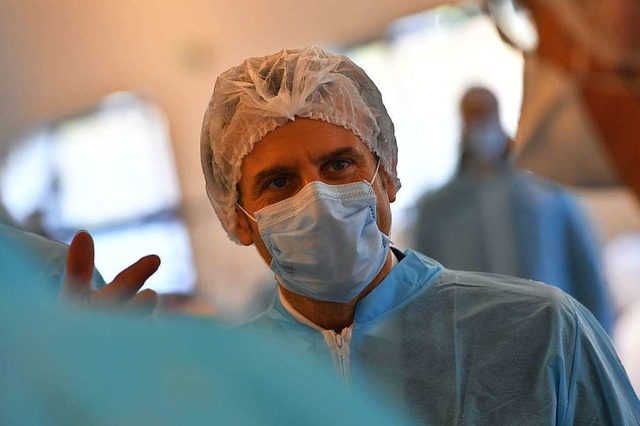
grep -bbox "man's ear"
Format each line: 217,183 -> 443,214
235,206 -> 255,246
381,168 -> 397,203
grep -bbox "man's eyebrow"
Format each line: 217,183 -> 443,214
318,147 -> 368,164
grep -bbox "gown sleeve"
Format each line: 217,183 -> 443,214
561,294 -> 640,424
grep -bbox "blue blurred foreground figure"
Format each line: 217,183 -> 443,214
0,222 -> 105,295
0,226 -> 412,425
413,87 -> 614,332
200,46 -> 640,423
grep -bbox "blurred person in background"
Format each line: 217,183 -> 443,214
413,86 -> 614,332
196,46 -> 639,423
489,0 -> 640,393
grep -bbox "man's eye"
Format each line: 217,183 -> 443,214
268,177 -> 288,189
331,160 -> 349,171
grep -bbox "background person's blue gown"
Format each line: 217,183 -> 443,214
413,169 -> 614,332
247,250 -> 640,424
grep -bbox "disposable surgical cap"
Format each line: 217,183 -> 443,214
200,45 -> 400,243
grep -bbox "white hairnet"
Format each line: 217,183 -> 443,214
201,46 -> 400,243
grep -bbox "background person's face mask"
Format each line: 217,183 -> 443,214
464,120 -> 508,165
239,163 -> 390,303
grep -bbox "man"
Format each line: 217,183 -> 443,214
413,86 -> 614,332
199,46 -> 639,423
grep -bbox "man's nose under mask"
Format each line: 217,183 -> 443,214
238,164 -> 390,303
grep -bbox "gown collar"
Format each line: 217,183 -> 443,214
271,249 -> 443,330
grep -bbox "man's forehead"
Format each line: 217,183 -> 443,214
239,119 -> 373,170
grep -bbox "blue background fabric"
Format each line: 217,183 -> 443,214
0,226 -> 413,425
413,170 -> 614,332
247,250 -> 640,424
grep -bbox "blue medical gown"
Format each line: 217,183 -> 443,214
0,229 -> 413,425
0,223 -> 105,295
246,250 -> 640,424
413,170 -> 614,332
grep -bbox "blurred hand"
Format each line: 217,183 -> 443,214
60,231 -> 160,316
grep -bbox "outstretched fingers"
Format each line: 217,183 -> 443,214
61,231 -> 95,301
61,230 -> 161,315
125,289 -> 159,316
96,255 -> 161,305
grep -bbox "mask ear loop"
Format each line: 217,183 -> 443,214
236,202 -> 271,268
236,202 -> 257,223
368,158 -> 382,186
367,159 -> 394,245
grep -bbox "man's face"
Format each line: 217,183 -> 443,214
234,118 -> 397,266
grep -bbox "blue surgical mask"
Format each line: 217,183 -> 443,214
238,162 -> 390,303
464,120 -> 508,164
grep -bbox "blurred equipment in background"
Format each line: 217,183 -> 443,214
413,86 -> 614,331
488,0 -> 640,199
0,92 -> 195,295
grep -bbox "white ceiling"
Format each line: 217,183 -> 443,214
0,0 -> 455,149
